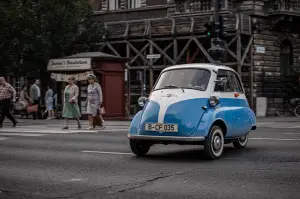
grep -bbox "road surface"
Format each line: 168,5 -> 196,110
0,122 -> 299,199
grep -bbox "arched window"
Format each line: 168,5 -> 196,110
280,40 -> 293,76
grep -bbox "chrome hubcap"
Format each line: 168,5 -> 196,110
213,135 -> 221,151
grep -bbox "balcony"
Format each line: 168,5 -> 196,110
269,0 -> 300,16
93,5 -> 169,23
176,0 -> 213,14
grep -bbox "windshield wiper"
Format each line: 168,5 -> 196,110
164,84 -> 184,92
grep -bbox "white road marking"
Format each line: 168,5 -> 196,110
93,129 -> 129,132
82,151 -> 132,155
250,138 -> 300,141
257,126 -> 300,129
0,137 -> 10,140
285,126 -> 300,128
0,133 -> 48,137
0,129 -> 73,134
284,133 -> 300,135
0,128 -> 128,134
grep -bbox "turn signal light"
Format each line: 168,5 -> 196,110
234,93 -> 239,97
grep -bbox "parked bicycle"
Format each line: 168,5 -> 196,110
276,98 -> 300,117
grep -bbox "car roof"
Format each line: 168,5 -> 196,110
162,63 -> 236,72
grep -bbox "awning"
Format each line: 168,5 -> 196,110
50,71 -> 94,82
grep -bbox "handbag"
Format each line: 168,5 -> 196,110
27,104 -> 38,113
93,109 -> 103,128
100,107 -> 105,115
15,101 -> 28,110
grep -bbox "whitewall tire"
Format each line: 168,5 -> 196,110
204,126 -> 224,160
233,134 -> 249,149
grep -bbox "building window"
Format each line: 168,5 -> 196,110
280,40 -> 293,76
128,0 -> 141,9
108,0 -> 120,10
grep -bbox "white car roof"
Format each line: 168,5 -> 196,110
162,63 -> 236,73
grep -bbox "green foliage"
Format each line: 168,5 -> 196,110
0,0 -> 105,76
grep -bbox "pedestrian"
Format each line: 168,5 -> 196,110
0,77 -> 17,128
62,76 -> 81,129
19,84 -> 32,118
45,85 -> 54,120
86,74 -> 104,130
29,79 -> 41,120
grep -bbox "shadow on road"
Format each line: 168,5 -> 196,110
130,146 -> 259,162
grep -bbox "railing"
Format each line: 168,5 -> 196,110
176,0 -> 213,13
269,0 -> 300,14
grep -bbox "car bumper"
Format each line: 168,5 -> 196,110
127,134 -> 205,142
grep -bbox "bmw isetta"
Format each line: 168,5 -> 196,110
128,64 -> 256,160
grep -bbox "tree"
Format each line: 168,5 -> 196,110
0,0 -> 105,76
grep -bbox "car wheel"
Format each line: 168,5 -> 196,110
294,105 -> 300,118
130,140 -> 150,156
233,134 -> 249,149
204,125 -> 224,160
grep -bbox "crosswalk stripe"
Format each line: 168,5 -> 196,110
0,129 -> 76,134
0,128 -> 128,134
0,133 -> 49,137
0,136 -> 10,140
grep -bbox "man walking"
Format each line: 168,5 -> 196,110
0,77 -> 17,128
30,79 -> 41,120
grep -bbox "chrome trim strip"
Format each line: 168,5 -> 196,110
127,134 -> 205,142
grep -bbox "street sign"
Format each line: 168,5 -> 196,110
255,46 -> 265,54
146,54 -> 161,59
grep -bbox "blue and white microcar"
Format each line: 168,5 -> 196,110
128,64 -> 256,160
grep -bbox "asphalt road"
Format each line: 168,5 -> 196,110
0,127 -> 300,199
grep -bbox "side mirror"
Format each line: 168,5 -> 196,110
215,77 -> 227,85
138,96 -> 148,107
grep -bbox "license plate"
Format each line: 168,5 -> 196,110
145,123 -> 178,132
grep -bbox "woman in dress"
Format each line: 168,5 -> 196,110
86,74 -> 104,130
62,76 -> 81,129
45,85 -> 54,120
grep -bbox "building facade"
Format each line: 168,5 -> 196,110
89,0 -> 300,116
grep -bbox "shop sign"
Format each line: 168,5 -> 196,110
47,58 -> 91,71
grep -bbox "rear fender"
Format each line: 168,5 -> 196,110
249,109 -> 256,130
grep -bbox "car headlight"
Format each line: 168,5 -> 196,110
209,96 -> 219,107
138,96 -> 147,107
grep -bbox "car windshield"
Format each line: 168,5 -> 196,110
154,68 -> 211,91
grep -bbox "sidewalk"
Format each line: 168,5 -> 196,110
256,117 -> 300,123
3,116 -> 300,125
3,118 -> 130,126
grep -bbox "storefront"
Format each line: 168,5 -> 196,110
47,52 -> 128,119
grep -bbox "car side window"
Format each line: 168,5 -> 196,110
214,69 -> 243,93
227,71 -> 243,93
214,69 -> 228,92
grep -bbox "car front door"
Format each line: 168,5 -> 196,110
212,69 -> 247,137
226,71 -> 252,136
